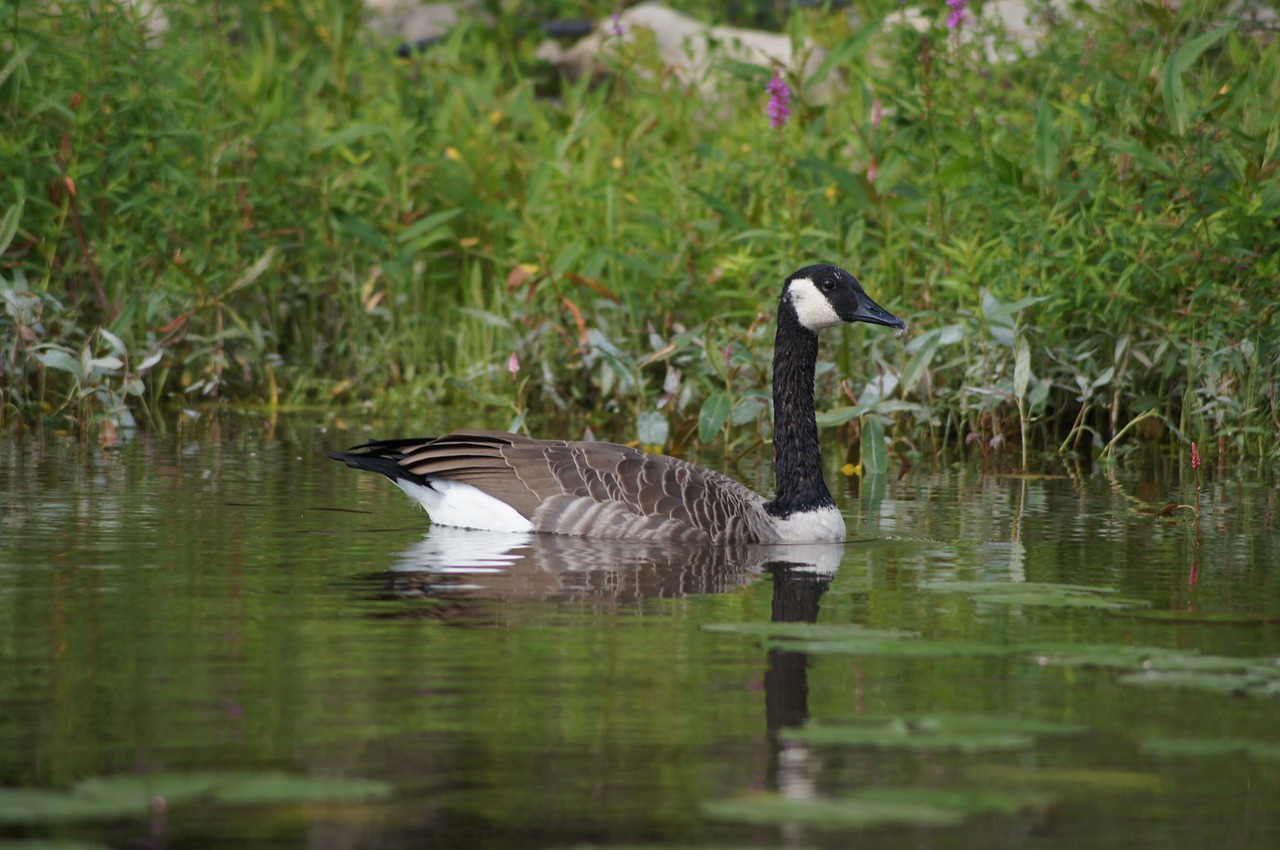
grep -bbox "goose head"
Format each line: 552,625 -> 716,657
782,264 -> 906,333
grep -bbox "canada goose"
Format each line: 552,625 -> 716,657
330,264 -> 905,544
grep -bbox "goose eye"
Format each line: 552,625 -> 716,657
819,278 -> 835,292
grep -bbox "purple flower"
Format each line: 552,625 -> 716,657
611,14 -> 624,37
766,71 -> 790,129
946,0 -> 967,30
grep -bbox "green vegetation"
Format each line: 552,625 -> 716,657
3,1 -> 1278,459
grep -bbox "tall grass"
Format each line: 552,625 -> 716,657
1,1 -> 1278,462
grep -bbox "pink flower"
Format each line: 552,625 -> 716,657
507,351 -> 520,376
868,157 -> 878,183
870,98 -> 882,130
947,0 -> 967,30
1191,441 -> 1201,470
766,71 -> 790,129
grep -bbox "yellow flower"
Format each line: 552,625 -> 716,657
444,146 -> 462,162
612,157 -> 623,169
841,463 -> 863,477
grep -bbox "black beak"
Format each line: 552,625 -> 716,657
848,291 -> 906,331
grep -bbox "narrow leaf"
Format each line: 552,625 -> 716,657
1014,337 -> 1031,401
1033,97 -> 1059,180
860,417 -> 888,475
1162,49 -> 1188,136
699,391 -> 731,444
0,198 -> 22,257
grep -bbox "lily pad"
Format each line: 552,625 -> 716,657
924,581 -> 1148,610
777,638 -> 1017,658
968,764 -> 1163,793
784,714 -> 1086,753
1110,609 -> 1280,624
784,722 -> 1032,753
0,772 -> 394,824
1139,737 -> 1280,760
704,793 -> 963,829
705,787 -> 1050,829
854,787 -> 1053,816
702,622 -> 919,641
1118,669 -> 1280,699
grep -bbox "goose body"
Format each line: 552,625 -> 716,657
331,264 -> 905,544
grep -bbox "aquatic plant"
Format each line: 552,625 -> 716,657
766,70 -> 791,129
0,1 -> 1276,462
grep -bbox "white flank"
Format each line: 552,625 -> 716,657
769,506 -> 846,542
392,478 -> 535,533
787,277 -> 843,330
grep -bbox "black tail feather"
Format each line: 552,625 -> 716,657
328,437 -> 436,482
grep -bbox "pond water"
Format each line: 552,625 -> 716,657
2,416 -> 1278,850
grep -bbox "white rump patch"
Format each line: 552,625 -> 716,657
393,478 -> 534,533
769,506 -> 846,542
787,277 -> 843,330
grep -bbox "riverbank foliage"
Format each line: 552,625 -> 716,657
2,1 -> 1278,461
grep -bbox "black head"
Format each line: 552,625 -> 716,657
782,264 -> 906,333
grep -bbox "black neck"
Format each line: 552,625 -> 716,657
766,305 -> 835,518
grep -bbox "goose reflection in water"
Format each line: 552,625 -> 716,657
362,524 -> 841,803
368,525 -> 845,605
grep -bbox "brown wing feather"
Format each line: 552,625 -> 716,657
389,429 -> 774,543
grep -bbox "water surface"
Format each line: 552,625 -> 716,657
1,417 -> 1277,849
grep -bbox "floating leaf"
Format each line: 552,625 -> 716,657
0,772 -> 394,824
705,793 -> 963,829
924,581 -> 1148,610
1110,609 -> 1279,625
702,622 -> 919,642
854,787 -> 1053,816
1118,669 -> 1280,699
1139,737 -> 1280,760
785,714 -> 1086,753
777,638 -> 1017,658
784,722 -> 1033,753
969,764 -> 1163,793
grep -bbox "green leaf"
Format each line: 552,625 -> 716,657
1014,336 -> 1031,400
816,404 -> 868,427
698,391 -> 731,444
397,208 -> 462,245
36,349 -> 81,377
900,335 -> 939,397
860,416 -> 887,475
1033,96 -> 1060,179
729,396 -> 765,426
0,196 -> 22,257
636,410 -> 668,448
1162,47 -> 1189,136
806,21 -> 881,89
1174,26 -> 1231,74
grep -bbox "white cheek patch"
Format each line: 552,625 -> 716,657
788,278 -> 843,330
